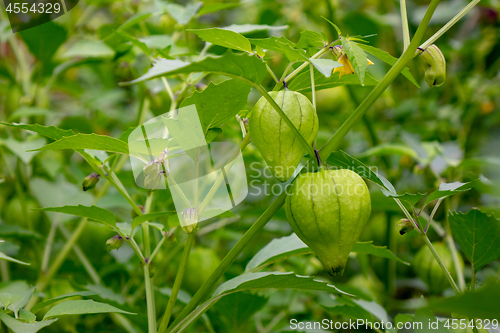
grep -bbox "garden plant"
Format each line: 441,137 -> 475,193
1,0 -> 500,332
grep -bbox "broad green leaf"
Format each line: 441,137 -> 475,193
310,59 -> 343,78
198,3 -> 241,16
220,24 -> 288,34
170,272 -> 347,333
180,79 -> 251,132
211,292 -> 268,332
249,37 -> 307,62
295,30 -> 326,50
341,37 -> 369,85
36,205 -> 117,228
7,287 -> 35,312
62,41 -> 115,59
0,122 -> 75,140
19,22 -> 67,65
0,225 -> 41,239
31,291 -> 97,314
8,107 -> 51,121
43,299 -> 135,320
382,190 -> 427,206
18,309 -> 36,323
353,241 -> 409,265
114,30 -> 151,56
358,44 -> 420,87
0,310 -> 57,333
426,282 -> 500,320
449,209 -> 500,272
0,293 -> 22,308
326,151 -> 391,191
0,252 -> 29,265
131,211 -> 176,231
117,12 -> 152,31
322,297 -> 389,322
423,180 -> 479,207
356,144 -> 418,159
188,28 -> 252,53
413,309 -> 451,332
33,133 -> 129,154
288,67 -> 378,92
245,233 -> 408,272
1,137 -> 46,164
121,51 -> 267,86
138,35 -> 172,50
165,2 -> 202,25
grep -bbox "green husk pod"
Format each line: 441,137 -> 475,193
249,90 -> 318,182
285,168 -> 371,276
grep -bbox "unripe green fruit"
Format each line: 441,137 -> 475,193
413,243 -> 463,294
249,90 -> 318,182
183,247 -> 221,294
285,168 -> 371,276
419,44 -> 446,88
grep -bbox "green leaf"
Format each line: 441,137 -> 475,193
170,272 -> 348,333
131,212 -> 176,231
341,36 -> 369,85
180,79 -> 251,132
352,241 -> 410,265
114,30 -> 151,56
0,310 -> 57,333
288,67 -> 378,92
426,282 -> 500,320
249,37 -> 307,62
31,291 -> 97,314
322,297 -> 388,322
0,122 -> 75,140
326,151 -> 392,191
0,225 -> 41,239
165,2 -> 202,25
246,233 -> 408,272
449,209 -> 500,272
42,299 -> 135,320
36,205 -> 117,228
211,292 -> 268,332
1,137 -> 46,164
310,59 -> 343,78
322,17 -> 341,36
117,12 -> 152,31
33,133 -> 129,154
121,51 -> 267,86
19,22 -> 67,65
356,144 -> 418,159
18,309 -> 36,323
188,28 -> 252,53
8,107 -> 51,121
0,252 -> 29,265
423,180 -> 479,208
7,287 -> 35,312
198,3 -> 241,16
295,30 -> 326,50
62,41 -> 115,59
220,24 -> 288,34
358,44 -> 420,87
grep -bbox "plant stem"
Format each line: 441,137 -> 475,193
319,0 -> 441,161
309,64 -> 316,110
419,0 -> 482,50
253,84 -> 318,169
266,64 -> 279,83
444,198 -> 466,291
425,198 -> 443,233
158,232 -> 196,333
142,191 -> 156,333
400,0 -> 411,51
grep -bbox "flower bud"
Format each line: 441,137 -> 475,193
106,235 -> 123,251
181,208 -> 199,234
82,172 -> 100,191
419,44 -> 446,88
397,218 -> 416,235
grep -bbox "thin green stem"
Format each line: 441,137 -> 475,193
266,64 -> 279,83
253,84 -> 318,169
419,0 -> 482,50
425,198 -> 443,233
149,234 -> 167,263
309,64 -> 316,110
423,235 -> 461,295
158,232 -> 196,333
444,198 -> 466,291
400,0 -> 411,51
471,263 -> 476,292
144,263 -> 157,333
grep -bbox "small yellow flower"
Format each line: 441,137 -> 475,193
333,54 -> 374,78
